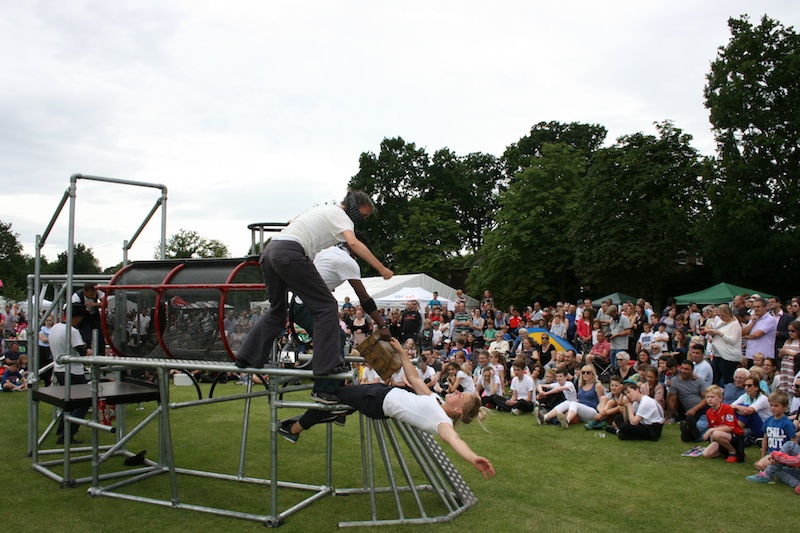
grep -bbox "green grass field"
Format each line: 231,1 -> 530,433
2,382 -> 796,533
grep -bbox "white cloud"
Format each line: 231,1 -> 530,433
2,0 -> 798,269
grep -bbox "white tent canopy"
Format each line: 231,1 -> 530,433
374,287 -> 451,311
330,273 -> 478,311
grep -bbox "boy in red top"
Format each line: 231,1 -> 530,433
701,385 -> 745,462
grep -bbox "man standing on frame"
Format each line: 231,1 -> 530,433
236,190 -> 393,400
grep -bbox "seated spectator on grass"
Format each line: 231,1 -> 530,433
488,351 -> 506,391
488,360 -> 534,415
701,385 -> 745,462
471,350 -> 489,381
751,440 -> 800,494
437,360 -> 476,396
476,366 -> 502,408
535,368 -> 573,419
529,364 -> 544,392
545,350 -> 565,372
560,350 -> 580,383
638,365 -> 666,412
416,354 -> 437,391
749,365 -> 771,395
723,368 -> 749,404
536,333 -> 556,367
763,358 -> 780,393
657,355 -> 677,390
586,335 -> 610,371
586,375 -> 625,430
360,360 -> 383,384
488,326 -> 511,356
731,376 -> 771,439
748,391 -> 797,482
671,329 -> 690,365
689,343 -> 713,389
671,360 -> 709,442
613,382 -> 665,441
1,359 -> 27,392
541,365 -> 604,429
614,352 -> 636,382
2,342 -> 21,365
634,350 -> 652,373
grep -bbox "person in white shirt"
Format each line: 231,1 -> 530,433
279,338 -> 495,479
614,382 -> 665,441
488,361 -> 534,414
689,343 -> 713,389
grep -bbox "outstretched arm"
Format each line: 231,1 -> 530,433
390,338 -> 430,396
438,423 -> 495,479
343,230 -> 393,279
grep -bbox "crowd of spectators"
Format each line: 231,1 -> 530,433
335,290 -> 800,495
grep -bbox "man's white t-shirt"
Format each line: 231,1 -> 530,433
511,374 -> 535,401
48,322 -> 86,375
274,204 -> 354,260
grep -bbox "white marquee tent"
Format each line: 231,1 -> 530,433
330,273 -> 478,311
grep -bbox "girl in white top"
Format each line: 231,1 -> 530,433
283,338 -> 495,478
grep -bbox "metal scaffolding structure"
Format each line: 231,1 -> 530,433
26,174 -> 477,527
39,355 -> 476,527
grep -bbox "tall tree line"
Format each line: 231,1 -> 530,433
349,15 -> 799,309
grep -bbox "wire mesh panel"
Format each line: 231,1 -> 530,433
104,258 -> 264,361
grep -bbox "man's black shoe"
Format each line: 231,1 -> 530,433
124,450 -> 147,466
685,415 -> 700,441
278,425 -> 299,444
310,391 -> 340,404
679,421 -> 691,442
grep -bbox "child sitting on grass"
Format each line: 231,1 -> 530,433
747,390 -> 797,483
701,385 -> 745,462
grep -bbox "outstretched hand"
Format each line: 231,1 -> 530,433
473,457 -> 495,479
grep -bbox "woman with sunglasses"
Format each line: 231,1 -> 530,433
731,376 -> 771,439
548,365 -> 605,429
778,320 -> 800,394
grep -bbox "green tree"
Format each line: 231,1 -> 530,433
570,122 -> 705,300
159,229 -> 230,259
349,137 -> 433,268
0,220 -> 30,301
502,121 -> 607,177
702,15 -> 800,291
44,243 -> 102,275
468,143 -> 585,307
391,198 -> 464,275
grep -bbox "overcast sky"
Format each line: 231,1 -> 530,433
2,1 -> 798,270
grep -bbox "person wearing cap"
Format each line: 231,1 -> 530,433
49,303 -> 93,445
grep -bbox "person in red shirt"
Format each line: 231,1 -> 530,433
701,385 -> 745,462
508,308 -> 523,333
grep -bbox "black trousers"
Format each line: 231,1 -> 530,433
55,372 -> 89,437
614,414 -> 663,441
297,383 -> 392,430
237,240 -> 342,374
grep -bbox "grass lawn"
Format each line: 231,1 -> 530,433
3,381 -> 796,532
